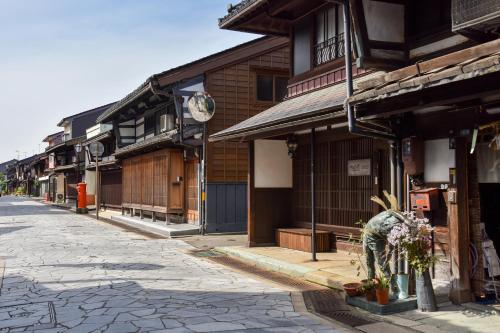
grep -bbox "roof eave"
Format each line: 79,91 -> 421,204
96,81 -> 153,123
218,0 -> 266,30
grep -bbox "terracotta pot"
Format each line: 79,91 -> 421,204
343,283 -> 362,297
365,289 -> 376,302
376,288 -> 390,305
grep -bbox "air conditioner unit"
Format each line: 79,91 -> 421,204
160,114 -> 175,133
452,0 -> 500,34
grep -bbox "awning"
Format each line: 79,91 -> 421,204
348,39 -> 500,117
210,72 -> 382,142
53,164 -> 77,173
83,131 -> 112,146
114,132 -> 177,158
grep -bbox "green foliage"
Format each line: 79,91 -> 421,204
376,266 -> 391,290
361,279 -> 376,292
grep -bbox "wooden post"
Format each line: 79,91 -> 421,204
311,129 -> 317,261
247,140 -> 256,247
448,137 -> 473,304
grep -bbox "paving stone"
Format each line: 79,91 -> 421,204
0,197 -> 336,333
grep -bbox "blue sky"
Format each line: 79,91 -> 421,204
0,0 -> 257,160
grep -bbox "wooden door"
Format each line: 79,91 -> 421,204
168,150 -> 184,211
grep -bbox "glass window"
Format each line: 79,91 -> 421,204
257,75 -> 274,101
256,74 -> 289,103
275,77 -> 288,102
314,5 -> 344,66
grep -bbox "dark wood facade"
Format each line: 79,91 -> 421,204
122,149 -> 184,214
206,46 -> 290,183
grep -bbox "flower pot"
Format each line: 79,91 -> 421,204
343,283 -> 362,297
415,269 -> 437,312
397,274 -> 409,299
376,288 -> 390,305
365,289 -> 377,302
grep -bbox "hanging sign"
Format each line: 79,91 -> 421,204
347,159 -> 371,176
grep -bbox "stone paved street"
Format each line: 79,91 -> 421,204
0,196 -> 342,333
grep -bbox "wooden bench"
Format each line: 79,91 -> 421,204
275,228 -> 331,253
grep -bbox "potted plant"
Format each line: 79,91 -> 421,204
375,268 -> 391,305
361,279 -> 377,301
343,282 -> 362,297
388,211 -> 438,311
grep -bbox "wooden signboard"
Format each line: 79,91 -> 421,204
348,159 -> 371,176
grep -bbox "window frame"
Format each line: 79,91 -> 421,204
254,71 -> 289,104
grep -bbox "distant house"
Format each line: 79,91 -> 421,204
97,36 -> 290,232
82,121 -> 121,209
46,103 -> 113,204
0,159 -> 17,193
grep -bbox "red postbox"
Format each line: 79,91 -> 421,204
76,183 -> 88,213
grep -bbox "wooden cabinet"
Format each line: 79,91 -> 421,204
122,149 -> 184,214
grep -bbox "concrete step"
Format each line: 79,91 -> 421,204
110,215 -> 200,238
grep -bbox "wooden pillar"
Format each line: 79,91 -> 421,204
448,137 -> 473,304
247,141 -> 256,247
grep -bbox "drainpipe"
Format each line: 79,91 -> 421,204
311,128 -> 317,262
343,1 -> 395,142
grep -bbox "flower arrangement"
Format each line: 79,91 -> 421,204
387,211 -> 437,274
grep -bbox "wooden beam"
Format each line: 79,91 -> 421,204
357,39 -> 500,90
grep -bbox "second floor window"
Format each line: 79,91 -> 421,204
256,74 -> 288,103
314,5 -> 344,66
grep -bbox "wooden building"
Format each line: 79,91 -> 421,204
213,0 -> 393,250
46,104 -> 113,203
215,0 -> 500,304
83,121 -> 122,209
96,36 -> 289,232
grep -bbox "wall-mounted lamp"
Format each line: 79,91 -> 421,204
286,136 -> 298,158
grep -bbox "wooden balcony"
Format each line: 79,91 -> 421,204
313,33 -> 345,67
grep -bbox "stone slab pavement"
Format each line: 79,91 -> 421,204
0,196 -> 348,333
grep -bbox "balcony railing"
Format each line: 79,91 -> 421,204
313,33 -> 345,67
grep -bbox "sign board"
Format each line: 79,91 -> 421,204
89,142 -> 105,158
48,153 -> 55,169
187,92 -> 215,122
347,159 -> 371,176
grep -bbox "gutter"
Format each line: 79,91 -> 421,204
342,0 -> 395,142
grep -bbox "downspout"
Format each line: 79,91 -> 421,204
343,0 -> 405,275
343,0 -> 395,142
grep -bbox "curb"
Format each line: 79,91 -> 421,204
215,246 -> 347,290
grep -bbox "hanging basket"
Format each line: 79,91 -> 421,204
415,269 -> 437,312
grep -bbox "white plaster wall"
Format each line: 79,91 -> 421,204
424,139 -> 456,183
363,0 -> 404,43
254,140 -> 292,188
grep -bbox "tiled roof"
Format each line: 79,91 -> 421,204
57,102 -> 116,127
349,40 -> 500,105
114,132 -> 176,158
218,0 -> 263,27
210,72 -> 382,141
97,36 -> 286,124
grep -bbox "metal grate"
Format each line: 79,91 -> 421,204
204,253 -> 376,328
452,0 -> 500,32
313,33 -> 345,67
303,290 -> 375,327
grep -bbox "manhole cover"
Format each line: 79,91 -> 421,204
0,302 -> 56,330
303,289 -> 375,327
323,310 -> 374,327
